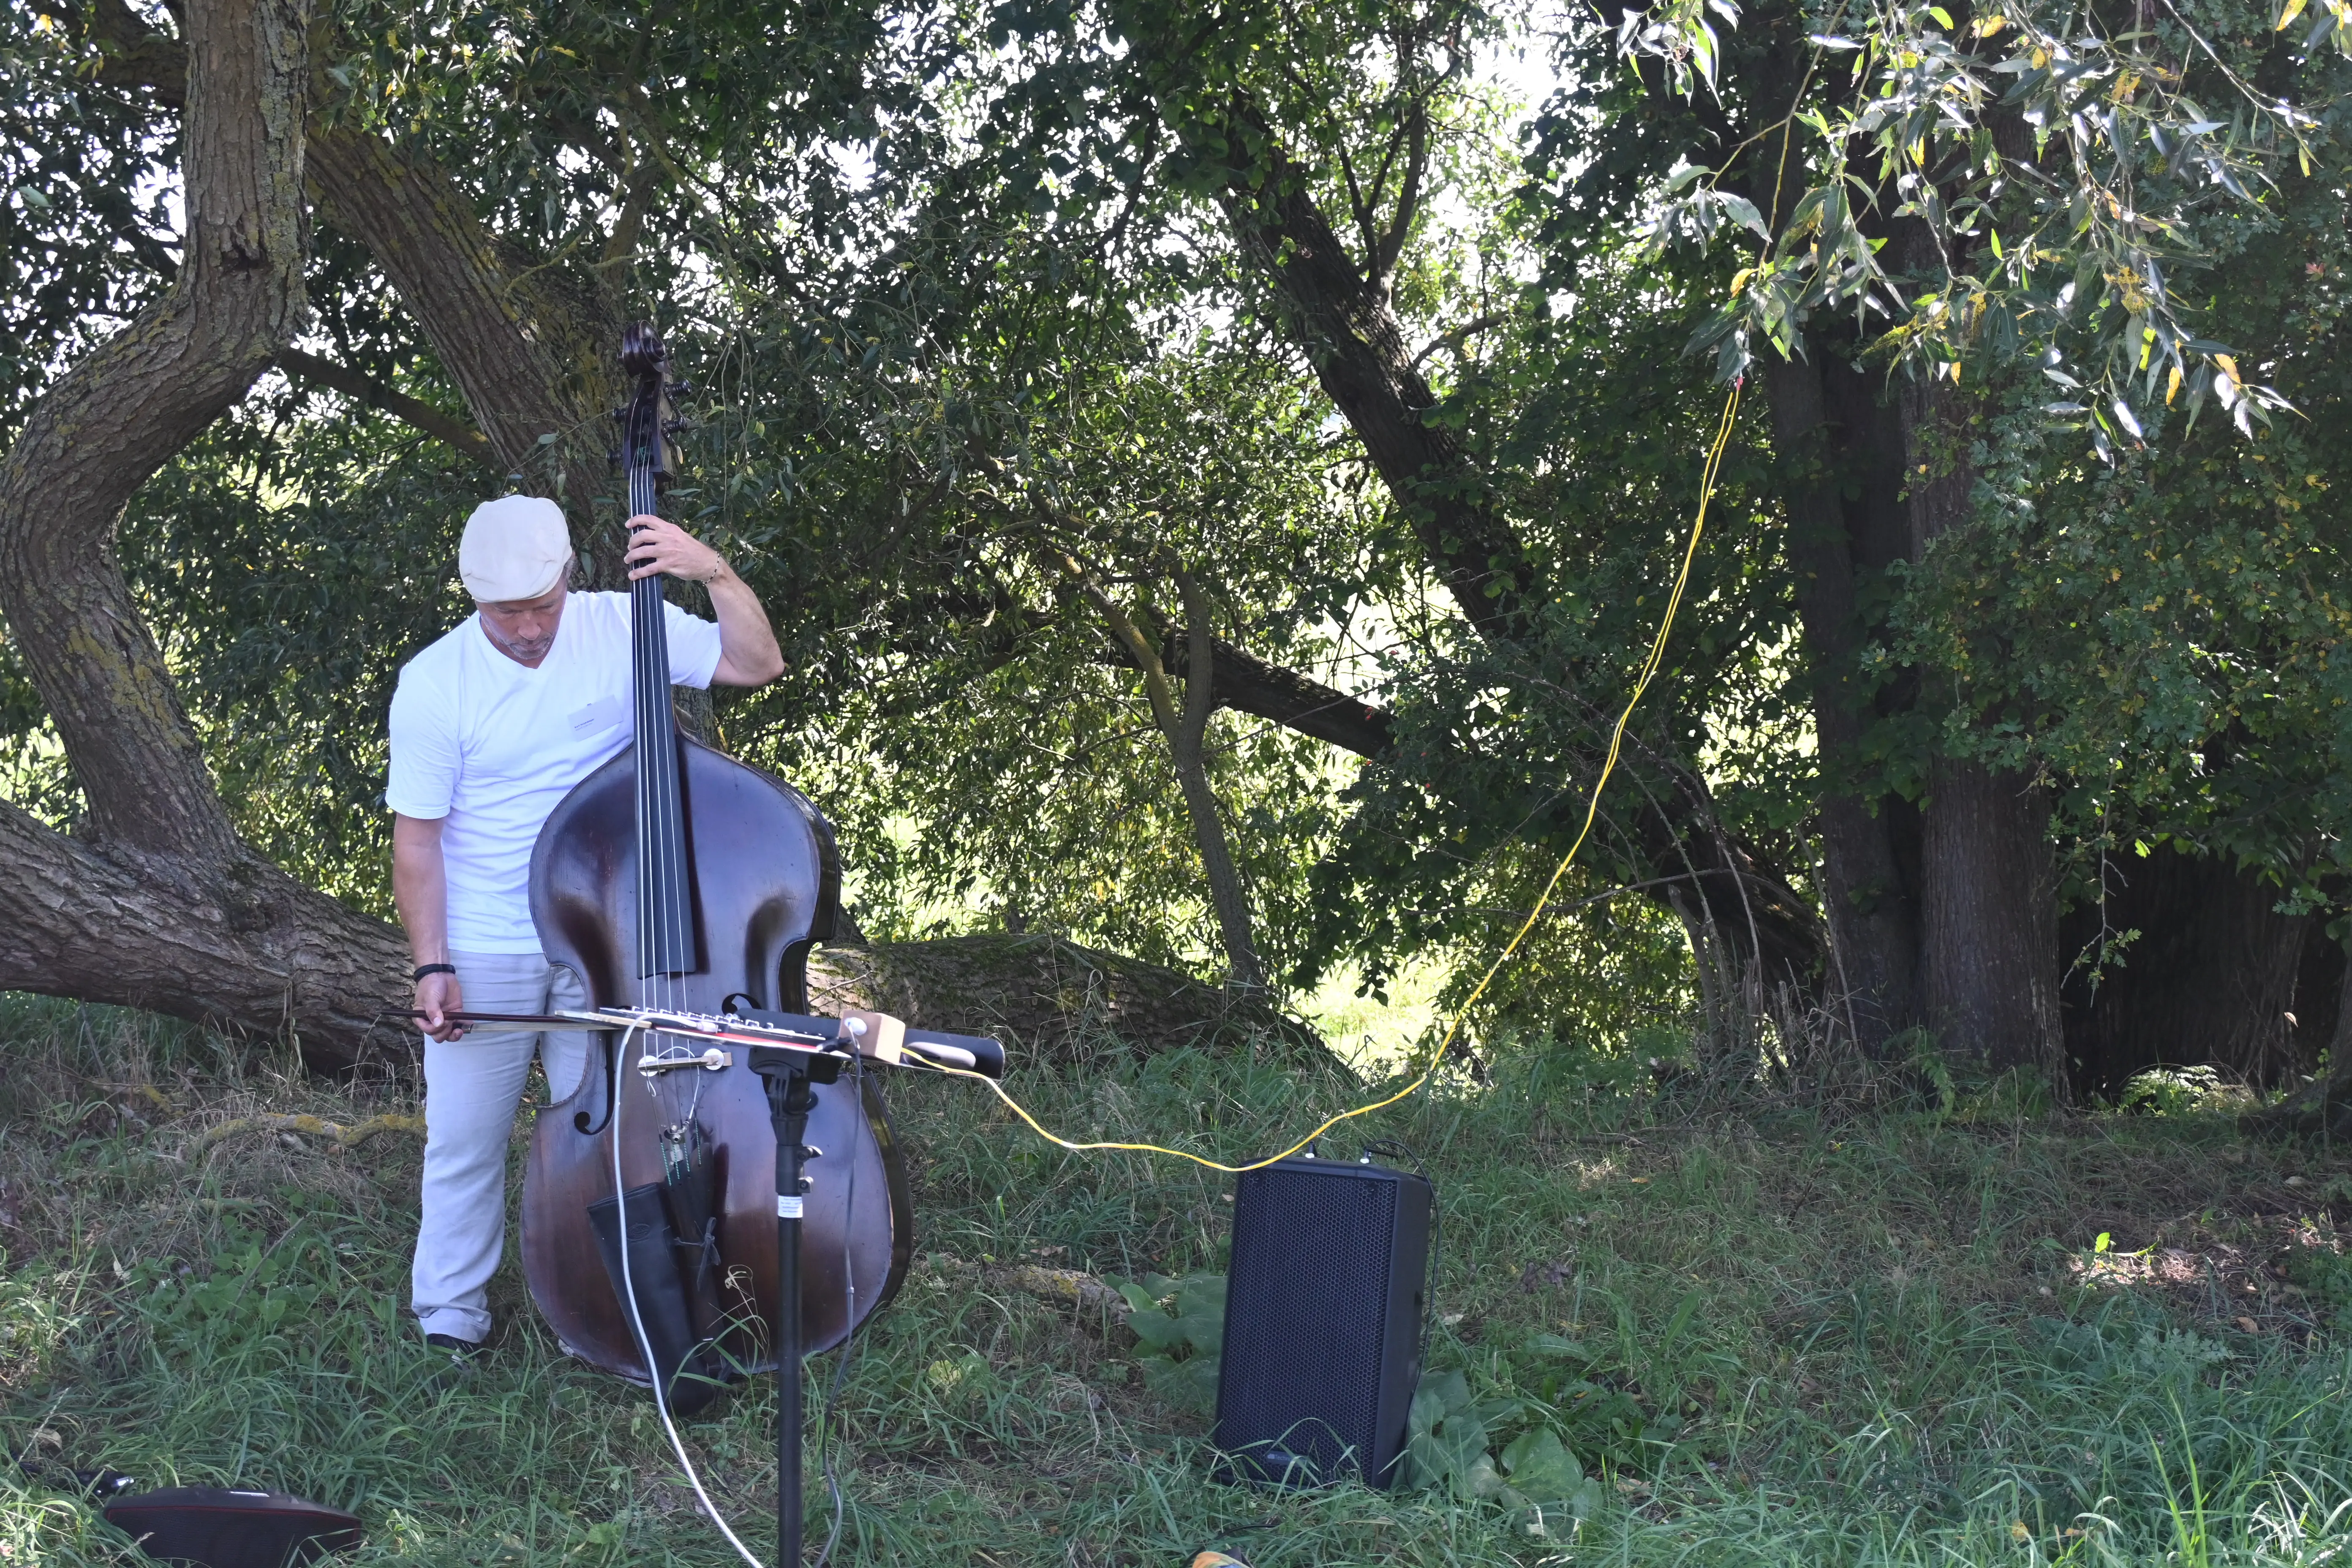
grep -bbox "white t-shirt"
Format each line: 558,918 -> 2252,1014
387,591 -> 725,953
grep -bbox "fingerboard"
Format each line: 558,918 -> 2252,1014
622,342 -> 695,978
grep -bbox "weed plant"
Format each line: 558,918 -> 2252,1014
0,995 -> 2350,1565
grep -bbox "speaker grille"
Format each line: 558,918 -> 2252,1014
1217,1164 -> 1400,1474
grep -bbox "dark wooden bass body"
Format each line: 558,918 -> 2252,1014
522,738 -> 912,1378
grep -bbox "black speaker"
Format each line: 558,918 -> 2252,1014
1212,1155 -> 1432,1489
101,1487 -> 359,1568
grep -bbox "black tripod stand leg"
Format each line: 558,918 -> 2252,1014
752,1048 -> 828,1568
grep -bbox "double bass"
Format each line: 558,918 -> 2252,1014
518,323 -> 909,1395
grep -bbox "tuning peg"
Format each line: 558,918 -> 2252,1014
663,419 -> 689,435
671,381 -> 695,396
607,448 -> 621,466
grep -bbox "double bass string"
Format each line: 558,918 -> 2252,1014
612,361 -> 770,1568
630,381 -> 688,1034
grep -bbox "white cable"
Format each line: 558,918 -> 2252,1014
609,1021 -> 768,1568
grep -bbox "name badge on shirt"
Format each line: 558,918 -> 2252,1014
567,696 -> 623,734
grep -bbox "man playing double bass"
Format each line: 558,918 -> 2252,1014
387,495 -> 785,1356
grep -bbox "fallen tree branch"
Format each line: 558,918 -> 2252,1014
926,1252 -> 1132,1325
189,1112 -> 426,1156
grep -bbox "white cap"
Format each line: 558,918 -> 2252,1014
459,495 -> 573,602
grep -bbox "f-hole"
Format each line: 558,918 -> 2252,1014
574,1030 -> 620,1135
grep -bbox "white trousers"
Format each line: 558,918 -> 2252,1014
411,951 -> 590,1343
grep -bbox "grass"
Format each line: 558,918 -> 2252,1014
2,997 -> 2352,1565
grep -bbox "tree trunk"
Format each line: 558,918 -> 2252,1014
1759,340 -> 2062,1075
1764,349 -> 1919,1054
0,0 -> 413,1072
1063,555 -> 1263,989
1903,373 -> 2062,1077
2245,941 -> 2352,1138
2063,844 -> 2319,1096
1167,571 -> 1263,989
1919,759 -> 2060,1073
1,0 -> 305,861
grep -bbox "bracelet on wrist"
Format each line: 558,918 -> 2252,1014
412,963 -> 456,982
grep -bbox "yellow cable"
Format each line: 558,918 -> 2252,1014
937,380 -> 1748,1174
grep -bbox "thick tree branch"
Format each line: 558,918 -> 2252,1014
1162,629 -> 1396,760
1368,94 -> 1430,291
1170,568 -> 1262,988
304,124 -> 622,539
54,0 -> 189,107
275,348 -> 498,467
0,798 -> 411,1070
1412,311 -> 1508,370
1185,101 -> 1531,642
1052,548 -> 1263,988
1158,629 -> 1823,987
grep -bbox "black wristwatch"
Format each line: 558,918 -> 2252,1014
412,963 -> 457,982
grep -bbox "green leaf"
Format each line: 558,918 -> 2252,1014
1173,1274 -> 1226,1318
1125,1312 -> 1189,1351
1524,1333 -> 1592,1358
1717,191 -> 1769,240
1501,1427 -> 1587,1498
1404,1369 -> 1492,1493
1499,1430 -> 1605,1537
1419,1369 -> 1473,1416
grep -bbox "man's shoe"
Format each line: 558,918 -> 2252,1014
424,1332 -> 484,1358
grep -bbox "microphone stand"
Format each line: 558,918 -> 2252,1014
749,1045 -> 838,1567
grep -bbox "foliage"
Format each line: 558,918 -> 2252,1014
1866,166 -> 2352,928
1292,259 -> 1806,1008
1625,0 -> 2352,444
2120,1062 -> 2235,1113
1108,1269 -> 1226,1411
0,6 -> 176,431
117,404 -> 489,913
15,0 -> 2352,1078
6,998 -> 2352,1564
716,335 -> 1372,970
1405,1367 -> 1608,1537
1517,0 -> 2352,1062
